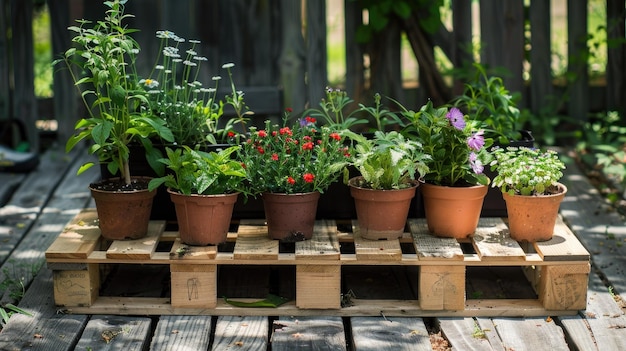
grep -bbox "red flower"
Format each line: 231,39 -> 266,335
257,146 -> 265,154
329,133 -> 341,141
272,131 -> 277,137
305,116 -> 316,124
258,130 -> 267,138
271,153 -> 279,161
279,127 -> 292,136
303,173 -> 315,183
287,176 -> 296,185
240,162 -> 246,169
227,131 -> 236,138
302,141 -> 314,151
285,107 -> 293,113
303,135 -> 312,141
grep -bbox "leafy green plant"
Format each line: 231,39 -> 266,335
490,147 -> 566,196
304,88 -> 368,130
577,111 -> 626,187
452,63 -> 522,145
59,0 -> 174,184
148,145 -> 246,195
347,130 -> 429,190
400,101 -> 491,187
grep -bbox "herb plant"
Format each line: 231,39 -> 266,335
401,101 -> 491,187
490,147 -> 566,196
60,0 -> 174,185
347,130 -> 429,190
452,63 -> 523,144
148,145 -> 246,195
303,88 -> 368,130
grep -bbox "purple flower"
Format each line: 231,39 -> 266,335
467,130 -> 485,151
446,107 -> 466,130
469,152 -> 484,174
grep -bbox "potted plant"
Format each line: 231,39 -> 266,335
346,130 -> 430,240
60,0 -> 174,240
489,146 -> 567,242
451,63 -> 534,216
142,30 -> 252,150
401,101 -> 492,238
130,30 -> 252,221
238,111 -> 351,241
148,146 -> 247,246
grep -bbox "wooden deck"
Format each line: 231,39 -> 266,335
0,145 -> 624,350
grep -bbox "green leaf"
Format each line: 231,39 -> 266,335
77,162 -> 94,175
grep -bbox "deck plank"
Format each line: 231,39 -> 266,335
488,317 -> 570,351
150,315 -> 212,350
271,316 -> 346,351
0,149 -> 98,303
74,315 -> 152,350
560,272 -> 626,351
350,317 -> 431,351
0,147 -> 87,264
561,164 -> 626,293
437,317 -> 496,350
212,315 -> 268,351
0,268 -> 89,351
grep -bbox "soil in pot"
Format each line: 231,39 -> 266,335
90,177 -> 156,240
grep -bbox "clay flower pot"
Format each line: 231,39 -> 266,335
348,176 -> 418,240
502,182 -> 568,242
169,190 -> 239,246
89,177 -> 156,240
261,191 -> 320,241
421,183 -> 488,239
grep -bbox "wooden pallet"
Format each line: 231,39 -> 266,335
44,208 -> 590,317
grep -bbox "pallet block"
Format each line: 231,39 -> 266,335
45,209 -> 591,317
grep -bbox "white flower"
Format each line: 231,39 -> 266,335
222,63 -> 235,69
139,78 -> 159,88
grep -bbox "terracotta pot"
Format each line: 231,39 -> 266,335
261,191 -> 320,241
348,176 -> 418,240
89,177 -> 156,240
421,183 -> 488,239
169,190 -> 239,246
502,183 -> 567,242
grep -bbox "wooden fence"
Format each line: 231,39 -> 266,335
1,0 -> 625,151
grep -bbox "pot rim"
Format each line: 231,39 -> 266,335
89,176 -> 154,193
347,176 -> 419,191
501,182 -> 568,198
167,188 -> 240,198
